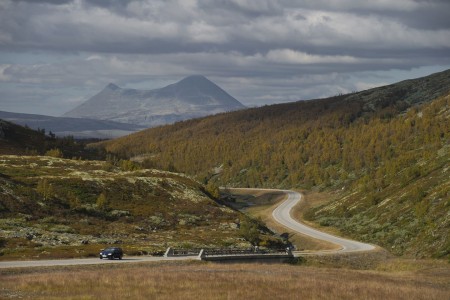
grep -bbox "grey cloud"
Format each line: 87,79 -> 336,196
0,0 -> 449,115
1,0 -> 449,54
15,0 -> 73,4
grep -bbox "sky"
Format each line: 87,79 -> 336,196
0,0 -> 449,116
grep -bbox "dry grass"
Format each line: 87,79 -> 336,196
1,261 -> 448,299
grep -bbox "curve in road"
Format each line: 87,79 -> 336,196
271,190 -> 375,254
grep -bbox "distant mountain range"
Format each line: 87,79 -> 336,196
0,111 -> 144,139
1,75 -> 245,138
63,75 -> 246,127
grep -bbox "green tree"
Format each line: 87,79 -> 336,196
36,178 -> 54,201
45,148 -> 63,158
96,192 -> 109,211
239,220 -> 260,246
205,181 -> 220,199
67,191 -> 81,209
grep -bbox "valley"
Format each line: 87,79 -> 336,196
0,69 -> 448,299
1,69 -> 449,261
93,69 -> 450,259
2,1 -> 450,299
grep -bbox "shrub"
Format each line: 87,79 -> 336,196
45,148 -> 63,158
96,192 -> 109,211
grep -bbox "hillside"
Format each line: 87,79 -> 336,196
0,111 -> 144,139
0,119 -> 103,160
63,75 -> 246,127
93,69 -> 450,258
0,155 -> 274,260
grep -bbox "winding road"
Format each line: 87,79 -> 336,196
271,190 -> 375,254
0,189 -> 374,268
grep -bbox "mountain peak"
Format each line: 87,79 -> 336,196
182,75 -> 208,81
176,75 -> 212,86
105,83 -> 120,91
63,76 -> 246,126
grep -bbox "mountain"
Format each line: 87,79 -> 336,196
92,69 -> 450,258
63,75 -> 246,127
0,111 -> 144,139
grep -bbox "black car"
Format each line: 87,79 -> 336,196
99,247 -> 123,260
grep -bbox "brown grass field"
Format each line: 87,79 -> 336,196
1,260 -> 449,299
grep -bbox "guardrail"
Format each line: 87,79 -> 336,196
202,248 -> 290,256
164,247 -> 202,257
164,247 -> 293,261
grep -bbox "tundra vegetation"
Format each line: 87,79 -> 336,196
0,155 -> 283,260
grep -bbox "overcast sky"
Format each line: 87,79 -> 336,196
1,0 -> 449,116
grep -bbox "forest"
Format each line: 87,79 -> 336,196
94,70 -> 449,190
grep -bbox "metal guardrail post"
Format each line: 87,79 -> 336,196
198,249 -> 205,260
164,247 -> 174,257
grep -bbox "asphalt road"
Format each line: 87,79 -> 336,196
271,190 -> 375,254
0,256 -> 194,269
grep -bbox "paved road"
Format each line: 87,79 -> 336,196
271,190 -> 375,254
0,256 -> 193,269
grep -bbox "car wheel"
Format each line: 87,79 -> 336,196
119,256 -> 122,260
99,256 -> 102,259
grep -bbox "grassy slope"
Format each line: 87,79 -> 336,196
304,95 -> 450,258
0,155 -> 251,260
93,69 -> 450,258
0,120 -> 49,155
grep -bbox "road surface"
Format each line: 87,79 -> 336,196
271,189 -> 375,254
0,256 -> 193,269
